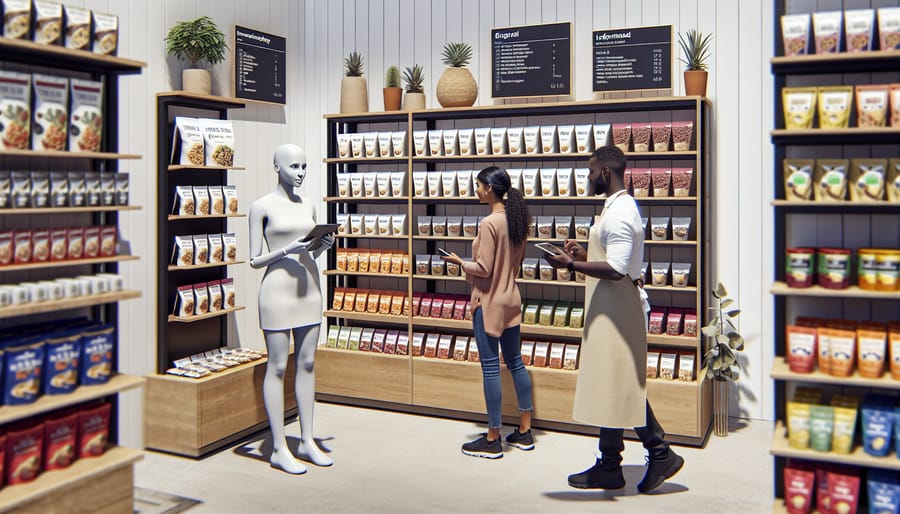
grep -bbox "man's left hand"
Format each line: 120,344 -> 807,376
543,249 -> 572,269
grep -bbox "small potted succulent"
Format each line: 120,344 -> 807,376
165,16 -> 227,95
340,51 -> 368,113
383,65 -> 402,111
402,64 -> 426,111
678,29 -> 712,97
436,42 -> 476,108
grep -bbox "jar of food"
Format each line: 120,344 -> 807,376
785,248 -> 816,288
875,249 -> 899,292
816,248 -> 852,289
857,248 -> 879,290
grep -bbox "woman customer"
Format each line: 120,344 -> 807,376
441,166 -> 534,459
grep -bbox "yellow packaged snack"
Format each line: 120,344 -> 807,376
849,159 -> 887,202
888,158 -> 900,202
855,84 -> 889,127
817,86 -> 853,128
830,405 -> 858,454
814,159 -> 849,201
782,87 -> 817,129
783,159 -> 815,201
787,400 -> 812,449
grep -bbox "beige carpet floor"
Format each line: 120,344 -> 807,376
135,401 -> 774,513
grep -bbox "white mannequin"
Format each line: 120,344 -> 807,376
249,144 -> 335,474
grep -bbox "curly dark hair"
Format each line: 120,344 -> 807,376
591,145 -> 627,178
477,166 -> 531,246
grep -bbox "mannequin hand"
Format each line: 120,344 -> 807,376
317,235 -> 335,252
440,252 -> 463,266
563,239 -> 587,262
283,239 -> 313,256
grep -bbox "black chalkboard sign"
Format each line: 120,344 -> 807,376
593,25 -> 672,93
491,22 -> 571,98
233,25 -> 286,104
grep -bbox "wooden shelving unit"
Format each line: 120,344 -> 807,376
0,31 -> 145,512
167,260 -> 246,271
167,306 -> 246,323
321,97 -> 712,444
769,5 -> 900,505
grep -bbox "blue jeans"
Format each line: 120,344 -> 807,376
472,307 -> 533,428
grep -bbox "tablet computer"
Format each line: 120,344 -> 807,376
534,242 -> 564,256
301,224 -> 339,249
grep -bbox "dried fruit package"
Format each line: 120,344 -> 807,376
855,84 -> 889,127
0,71 -> 31,150
813,11 -> 842,53
201,119 -> 235,166
32,74 -> 68,151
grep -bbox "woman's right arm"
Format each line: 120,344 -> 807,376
461,220 -> 496,278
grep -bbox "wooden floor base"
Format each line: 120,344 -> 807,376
144,357 -> 297,457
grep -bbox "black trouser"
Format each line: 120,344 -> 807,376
598,401 -> 667,464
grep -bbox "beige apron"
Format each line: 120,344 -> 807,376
572,209 -> 647,429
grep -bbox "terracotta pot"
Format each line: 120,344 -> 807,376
683,70 -> 708,97
713,379 -> 729,437
436,67 -> 477,108
182,69 -> 211,95
404,92 -> 426,111
340,76 -> 369,113
383,87 -> 402,111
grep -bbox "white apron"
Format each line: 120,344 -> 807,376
572,210 -> 647,429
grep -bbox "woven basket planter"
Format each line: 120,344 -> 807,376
436,67 -> 477,108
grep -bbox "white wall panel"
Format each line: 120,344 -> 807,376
105,0 -> 774,446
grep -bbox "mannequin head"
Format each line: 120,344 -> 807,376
274,144 -> 308,190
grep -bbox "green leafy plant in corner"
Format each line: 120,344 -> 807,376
385,66 -> 401,88
402,65 -> 425,93
344,52 -> 364,77
678,29 -> 712,71
165,16 -> 227,68
441,42 -> 473,67
702,281 -> 744,381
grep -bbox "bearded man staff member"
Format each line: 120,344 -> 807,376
544,145 -> 684,492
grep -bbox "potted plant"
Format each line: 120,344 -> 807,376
702,281 -> 744,437
383,65 -> 402,111
402,64 -> 426,111
340,51 -> 368,113
678,29 -> 712,97
165,16 -> 227,95
436,42 -> 477,108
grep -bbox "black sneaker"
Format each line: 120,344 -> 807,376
505,429 -> 535,450
637,449 -> 684,493
567,459 -> 625,489
461,435 -> 503,459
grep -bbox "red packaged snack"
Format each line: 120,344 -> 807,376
411,332 -> 425,357
430,296 -> 444,318
6,422 -> 43,485
84,226 -> 101,258
827,470 -> 860,514
786,325 -> 817,373
67,227 -> 84,259
50,228 -> 67,261
100,225 -> 117,257
31,229 -> 50,262
683,310 -> 698,338
424,334 -> 439,358
648,308 -> 666,335
453,299 -> 467,320
817,248 -> 851,289
465,301 -> 473,321
43,411 -> 78,471
418,295 -> 432,318
0,230 -> 13,265
77,402 -> 111,458
13,230 -> 32,264
666,308 -> 684,336
783,462 -> 815,514
441,296 -> 455,319
370,329 -> 386,354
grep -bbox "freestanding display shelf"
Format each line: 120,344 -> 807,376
0,37 -> 145,511
770,0 -> 900,508
319,97 -> 713,445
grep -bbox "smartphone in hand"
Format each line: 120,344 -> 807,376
437,248 -> 452,257
534,242 -> 563,256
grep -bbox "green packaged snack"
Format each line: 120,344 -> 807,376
523,302 -> 540,325
569,306 -> 585,329
326,325 -> 339,348
348,327 -> 363,351
337,327 -> 351,350
831,405 -> 858,454
553,303 -> 571,327
809,405 -> 835,452
538,302 -> 555,326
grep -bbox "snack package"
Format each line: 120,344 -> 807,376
671,121 -> 693,151
43,411 -> 78,471
659,352 -> 678,380
678,352 -> 695,381
650,217 -> 669,241
540,168 -> 558,196
193,282 -> 209,315
412,130 -> 427,156
540,125 -> 558,153
818,86 -> 854,129
0,70 -> 31,150
80,324 -> 114,385
376,132 -> 391,158
783,159 -> 815,201
67,171 -> 85,206
99,172 -> 116,206
442,129 -> 458,156
557,125 -> 575,153
91,11 -> 118,55
671,262 -> 691,288
856,85 -> 889,128
879,7 -> 900,51
490,127 -> 508,155
63,4 -> 91,50
651,122 -> 671,152
781,13 -> 810,56
32,74 -> 68,151
574,124 -> 593,153
611,123 -> 631,152
174,185 -> 195,215
646,351 -> 660,378
845,8 -> 875,52
473,127 -> 491,155
193,186 -> 210,215
84,171 -> 100,206
890,158 -> 900,202
223,233 -> 237,261
555,167 -> 574,196
2,0 -> 31,39
574,168 -> 591,196
815,159 -> 849,202
631,122 -> 651,152
522,169 -> 540,197
522,126 -> 539,154
849,158 -> 887,202
426,171 -> 442,197
782,87 -> 817,129
363,172 -> 377,198
30,171 -> 49,208
631,168 -> 651,197
813,11 -> 842,54
592,123 -> 611,148
6,423 -> 43,485
201,119 -> 235,166
427,130 -> 443,156
651,168 -> 671,197
69,78 -> 103,152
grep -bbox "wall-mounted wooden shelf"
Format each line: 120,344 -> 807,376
168,306 -> 245,323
